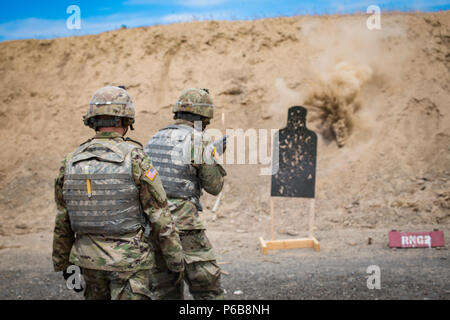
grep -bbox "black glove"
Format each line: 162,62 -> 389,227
63,267 -> 84,293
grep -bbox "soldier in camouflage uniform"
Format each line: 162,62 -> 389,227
144,88 -> 226,300
52,86 -> 184,300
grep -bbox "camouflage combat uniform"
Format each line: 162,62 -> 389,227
145,119 -> 226,300
52,131 -> 184,300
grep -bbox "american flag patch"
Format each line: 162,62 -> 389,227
145,166 -> 158,181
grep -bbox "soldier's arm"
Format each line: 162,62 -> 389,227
198,163 -> 226,195
52,158 -> 75,272
196,139 -> 227,195
132,148 -> 185,272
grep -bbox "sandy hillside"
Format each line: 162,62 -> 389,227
0,11 -> 449,237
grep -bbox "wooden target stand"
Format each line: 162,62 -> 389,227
259,195 -> 320,255
259,106 -> 320,254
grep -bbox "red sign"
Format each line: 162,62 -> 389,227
388,230 -> 445,248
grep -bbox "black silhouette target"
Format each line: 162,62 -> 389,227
271,106 -> 317,198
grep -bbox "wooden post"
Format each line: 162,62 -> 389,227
270,197 -> 275,240
260,197 -> 320,254
309,198 -> 315,239
212,191 -> 223,213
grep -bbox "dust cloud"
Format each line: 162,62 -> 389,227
304,61 -> 373,147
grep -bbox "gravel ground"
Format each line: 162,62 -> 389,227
0,229 -> 449,300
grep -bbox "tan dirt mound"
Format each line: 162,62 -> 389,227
0,11 -> 449,237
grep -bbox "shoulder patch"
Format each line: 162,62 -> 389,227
145,166 -> 158,181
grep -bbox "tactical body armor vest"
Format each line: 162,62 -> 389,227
144,125 -> 203,210
63,139 -> 146,236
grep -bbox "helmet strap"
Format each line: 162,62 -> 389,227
174,112 -> 209,130
174,111 -> 203,122
93,117 -> 121,130
88,116 -> 133,131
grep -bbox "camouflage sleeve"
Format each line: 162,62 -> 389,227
52,157 -> 75,272
196,139 -> 227,196
131,148 -> 185,272
198,163 -> 226,196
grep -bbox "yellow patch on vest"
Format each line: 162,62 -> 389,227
86,179 -> 92,198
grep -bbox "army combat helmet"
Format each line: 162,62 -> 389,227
83,85 -> 135,130
173,88 -> 214,119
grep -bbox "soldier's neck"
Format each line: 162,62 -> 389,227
174,119 -> 194,127
97,127 -> 127,135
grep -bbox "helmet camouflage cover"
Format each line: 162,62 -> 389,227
173,88 -> 214,119
83,86 -> 135,128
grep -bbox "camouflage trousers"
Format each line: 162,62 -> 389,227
149,229 -> 223,300
82,268 -> 152,300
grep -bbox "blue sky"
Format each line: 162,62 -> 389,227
0,0 -> 448,42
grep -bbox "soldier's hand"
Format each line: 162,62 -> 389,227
213,135 -> 228,156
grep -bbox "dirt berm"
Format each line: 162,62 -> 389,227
0,11 -> 449,300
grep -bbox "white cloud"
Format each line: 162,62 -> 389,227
177,0 -> 226,7
162,11 -> 232,23
0,10 -> 234,41
123,0 -> 168,4
329,0 -> 450,13
0,14 -> 156,41
0,18 -> 73,40
162,13 -> 198,23
124,0 -> 227,7
410,0 -> 450,10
